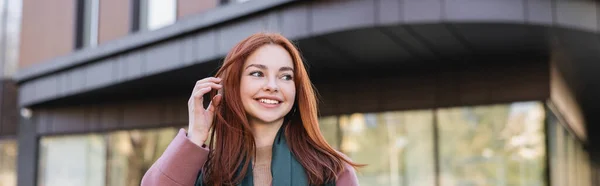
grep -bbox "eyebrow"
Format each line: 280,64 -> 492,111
245,64 -> 294,72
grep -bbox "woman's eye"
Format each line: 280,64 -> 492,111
281,74 -> 293,81
250,71 -> 263,77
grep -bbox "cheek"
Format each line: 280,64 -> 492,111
239,79 -> 258,96
284,85 -> 296,102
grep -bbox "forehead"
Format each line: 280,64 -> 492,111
244,44 -> 294,69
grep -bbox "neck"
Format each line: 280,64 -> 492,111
250,118 -> 284,148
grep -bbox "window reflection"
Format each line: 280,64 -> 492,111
547,105 -> 592,186
0,0 -> 22,77
0,140 -> 17,186
320,110 -> 435,186
140,0 -> 177,31
437,102 -> 546,186
38,134 -> 106,186
106,128 -> 178,186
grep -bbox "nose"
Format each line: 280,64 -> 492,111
263,77 -> 279,92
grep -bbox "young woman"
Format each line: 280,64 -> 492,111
141,33 -> 362,186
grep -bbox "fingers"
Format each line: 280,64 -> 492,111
191,87 -> 214,112
207,94 -> 223,113
192,77 -> 222,94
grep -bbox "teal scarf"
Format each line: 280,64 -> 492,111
195,126 -> 335,186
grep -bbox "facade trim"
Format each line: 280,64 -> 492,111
15,0 -> 600,107
15,0 -> 299,82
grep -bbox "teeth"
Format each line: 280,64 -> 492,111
259,99 -> 279,104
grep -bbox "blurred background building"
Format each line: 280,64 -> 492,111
0,0 -> 599,186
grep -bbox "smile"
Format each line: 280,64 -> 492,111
258,98 -> 281,105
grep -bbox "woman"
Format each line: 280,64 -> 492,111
141,32 -> 362,186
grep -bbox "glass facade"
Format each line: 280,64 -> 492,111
547,106 -> 591,186
38,134 -> 106,186
318,101 -> 547,186
106,128 -> 178,186
437,102 -> 546,186
38,128 -> 180,186
35,101 -> 594,186
0,140 -> 17,186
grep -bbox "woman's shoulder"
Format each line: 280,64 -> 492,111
334,151 -> 359,186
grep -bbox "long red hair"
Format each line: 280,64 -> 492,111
201,32 -> 361,185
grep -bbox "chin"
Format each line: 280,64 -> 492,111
254,115 -> 285,124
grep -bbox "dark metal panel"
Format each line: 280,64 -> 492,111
19,83 -> 35,107
379,73 -> 437,111
66,68 -> 86,96
555,1 -> 599,32
36,109 -> 51,135
145,39 -> 183,75
381,25 -> 439,61
444,0 -> 526,23
123,101 -> 161,128
458,64 -> 493,105
161,97 -> 187,126
100,103 -> 121,130
217,16 -> 267,55
294,38 -> 348,68
487,62 -> 550,103
406,24 -> 471,60
17,114 -> 38,186
310,0 -> 376,35
280,3 -> 310,39
320,29 -> 414,65
86,106 -> 102,131
34,75 -> 58,104
450,24 -> 549,54
377,0 -> 401,25
336,79 -> 380,114
314,82 -> 339,116
56,71 -> 69,97
403,0 -> 443,23
435,67 -> 461,107
50,107 -> 86,133
0,80 -> 18,136
181,35 -> 197,66
525,0 -> 553,25
84,58 -> 116,90
265,11 -> 281,34
118,51 -> 145,81
194,30 -> 218,63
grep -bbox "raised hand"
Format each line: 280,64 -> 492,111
187,77 -> 223,147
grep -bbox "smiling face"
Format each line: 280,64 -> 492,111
240,44 -> 296,126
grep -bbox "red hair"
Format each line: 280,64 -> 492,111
201,32 -> 361,185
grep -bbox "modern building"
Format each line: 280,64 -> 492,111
0,0 -> 21,186
7,0 -> 600,186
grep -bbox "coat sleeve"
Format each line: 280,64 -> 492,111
141,128 -> 210,186
336,153 -> 360,186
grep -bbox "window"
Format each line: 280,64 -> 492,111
0,0 -> 22,78
106,128 -> 178,186
38,134 -> 106,186
547,102 -> 592,186
0,139 -> 17,186
319,110 -> 436,186
437,102 -> 546,186
37,127 -> 180,186
318,102 -> 550,186
75,0 -> 99,49
133,0 -> 176,32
